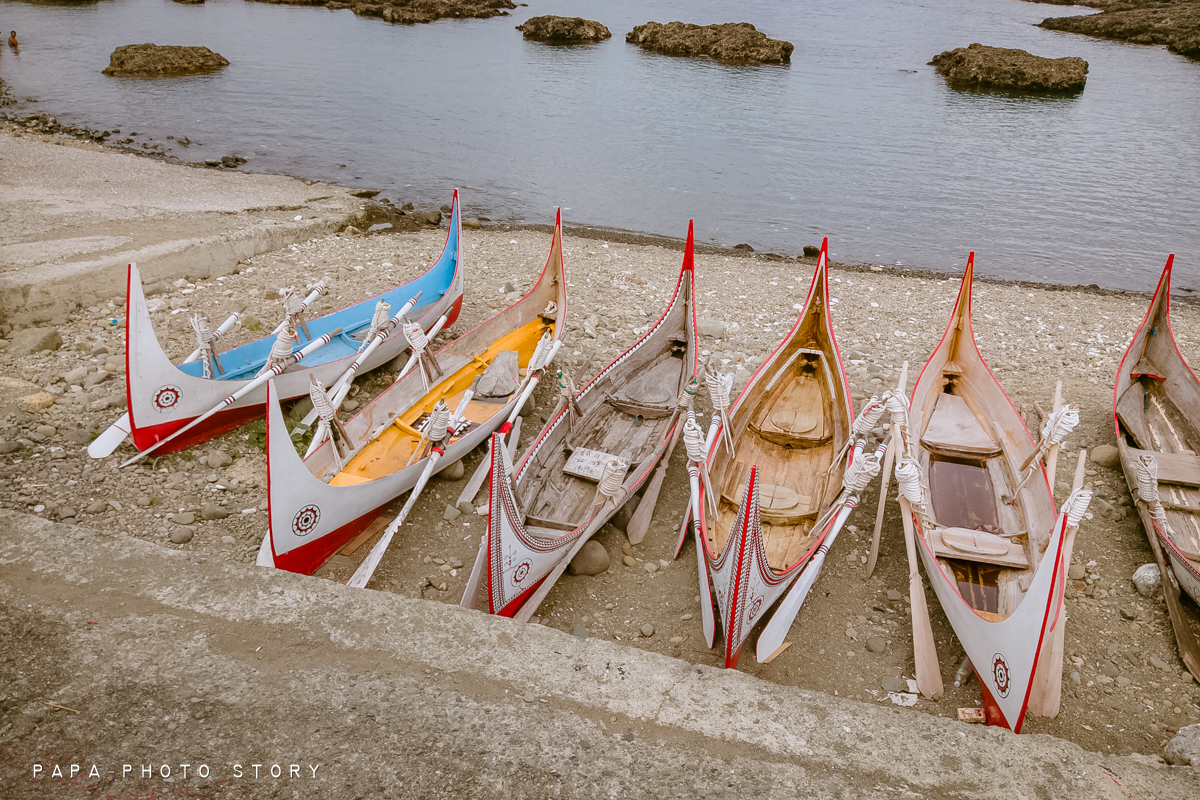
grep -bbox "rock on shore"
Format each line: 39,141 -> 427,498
929,43 -> 1088,92
249,0 -> 516,25
626,21 -> 793,65
1038,1 -> 1200,61
517,15 -> 611,44
102,44 -> 229,78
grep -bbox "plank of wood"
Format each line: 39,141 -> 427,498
1126,446 -> 1200,487
930,527 -> 1030,569
921,393 -> 1000,456
341,514 -> 389,556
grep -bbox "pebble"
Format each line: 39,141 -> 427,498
845,627 -> 857,640
170,527 -> 194,544
670,636 -> 684,644
442,504 -> 461,521
567,540 -> 610,576
36,424 -> 57,438
1068,564 -> 1086,581
866,637 -> 886,653
440,460 -> 465,481
571,625 -> 590,639
680,613 -> 693,621
1132,563 -> 1161,597
58,506 -> 76,519
85,500 -> 106,514
200,503 -> 230,520
642,562 -> 658,574
171,511 -> 196,526
1149,655 -> 1172,672
221,535 -> 236,544
1090,443 -> 1120,470
881,675 -> 908,693
207,449 -> 233,468
623,555 -> 637,568
1099,660 -> 1120,678
640,623 -> 654,638
886,589 -> 902,601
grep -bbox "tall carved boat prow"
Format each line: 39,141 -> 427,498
1112,255 -> 1200,676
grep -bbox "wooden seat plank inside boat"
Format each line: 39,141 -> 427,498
931,526 -> 1029,569
711,349 -> 840,572
518,347 -> 686,530
1126,380 -> 1200,564
329,318 -> 550,486
921,392 -> 1000,456
1126,446 -> 1200,487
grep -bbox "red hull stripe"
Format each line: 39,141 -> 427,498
272,507 -> 385,575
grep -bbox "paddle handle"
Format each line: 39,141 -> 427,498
899,493 -> 944,699
392,313 -> 449,385
121,328 -> 342,467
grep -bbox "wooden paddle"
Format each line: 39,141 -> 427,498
898,492 -> 944,699
625,411 -> 686,545
1026,449 -> 1088,717
866,362 -> 908,578
1141,502 -> 1200,678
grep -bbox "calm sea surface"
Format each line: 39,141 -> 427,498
1,0 -> 1198,289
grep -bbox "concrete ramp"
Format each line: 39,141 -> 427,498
1,514 -> 1194,798
0,135 -> 365,326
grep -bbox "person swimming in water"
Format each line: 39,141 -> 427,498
8,31 -> 17,49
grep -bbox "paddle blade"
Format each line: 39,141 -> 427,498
88,413 -> 131,459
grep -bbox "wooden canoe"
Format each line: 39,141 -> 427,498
94,191 -> 465,458
257,210 -> 567,576
461,222 -> 699,619
1112,255 -> 1200,676
904,252 -> 1065,732
692,237 -> 856,669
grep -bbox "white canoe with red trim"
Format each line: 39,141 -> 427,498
461,223 -> 699,619
94,190 -> 465,458
905,252 -> 1064,732
257,211 -> 568,576
691,238 -> 858,669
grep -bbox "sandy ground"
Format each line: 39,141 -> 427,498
3,213 -> 1199,758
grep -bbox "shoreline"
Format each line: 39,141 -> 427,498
1,110 -> 1191,304
2,138 -> 1199,760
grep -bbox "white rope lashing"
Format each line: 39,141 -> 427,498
597,458 -> 627,499
1134,453 -> 1169,526
851,396 -> 886,438
678,379 -> 699,412
359,299 -> 390,352
882,388 -> 909,429
842,446 -> 882,496
403,320 -> 429,356
191,314 -> 216,378
258,326 -> 295,375
543,301 -> 558,317
528,332 -> 553,373
1062,486 -> 1094,528
558,368 -> 577,404
283,288 -> 305,317
895,457 -> 925,507
1041,405 -> 1080,449
308,375 -> 339,423
683,414 -> 707,464
706,369 -> 733,413
425,400 -> 451,444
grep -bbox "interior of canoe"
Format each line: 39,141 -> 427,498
517,337 -> 689,533
1118,377 -> 1200,562
329,316 -> 551,486
919,371 -> 1044,620
709,347 -> 841,572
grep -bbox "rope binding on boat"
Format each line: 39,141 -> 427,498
1133,453 -> 1169,528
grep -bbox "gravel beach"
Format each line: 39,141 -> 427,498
1,131 -> 1198,761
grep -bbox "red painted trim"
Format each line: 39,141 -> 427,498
1113,256 -> 1180,439
129,403 -> 266,454
723,466 -> 756,668
273,507 -> 384,575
